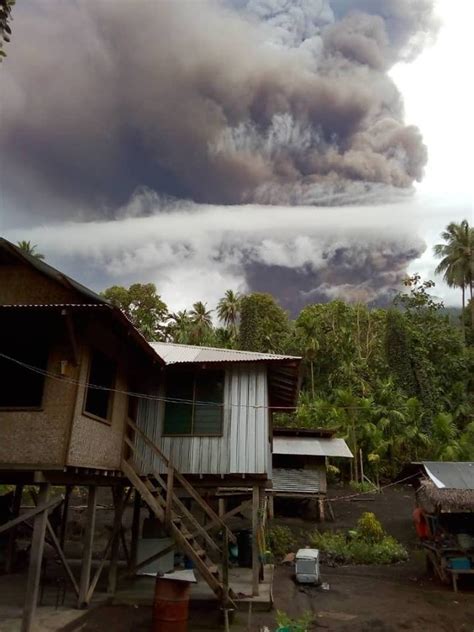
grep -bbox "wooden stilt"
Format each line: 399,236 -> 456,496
252,485 -> 260,596
268,494 -> 274,520
218,497 -> 226,518
129,489 -> 141,572
5,484 -> 23,573
21,483 -> 50,632
78,486 -> 97,608
107,487 -> 125,594
318,498 -> 325,523
59,485 -> 72,551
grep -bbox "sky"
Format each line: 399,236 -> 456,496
0,0 -> 472,313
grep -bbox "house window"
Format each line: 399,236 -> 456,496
0,338 -> 48,409
163,370 -> 224,436
84,350 -> 116,422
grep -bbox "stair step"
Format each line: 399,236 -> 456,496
193,548 -> 206,558
207,565 -> 219,575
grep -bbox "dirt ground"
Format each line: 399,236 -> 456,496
43,484 -> 474,632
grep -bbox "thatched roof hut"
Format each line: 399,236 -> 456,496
416,479 -> 474,514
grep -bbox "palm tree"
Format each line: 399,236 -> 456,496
433,220 -> 473,324
217,290 -> 241,335
16,240 -> 45,260
167,310 -> 192,343
189,301 -> 213,344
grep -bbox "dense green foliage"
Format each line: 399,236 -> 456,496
97,221 -> 473,480
102,283 -> 168,341
310,513 -> 408,565
239,292 -> 290,352
0,0 -> 15,61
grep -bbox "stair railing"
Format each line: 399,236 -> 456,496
124,419 -> 236,543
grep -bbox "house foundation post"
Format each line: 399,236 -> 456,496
21,483 -> 50,632
252,485 -> 260,596
59,485 -> 72,551
107,486 -> 125,594
78,485 -> 97,608
129,489 -> 141,572
5,483 -> 23,573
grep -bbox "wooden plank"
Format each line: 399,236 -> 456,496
21,483 -> 50,632
107,487 -> 127,594
0,497 -> 63,535
122,460 -> 164,521
59,485 -> 72,550
129,488 -> 141,571
45,519 -> 79,597
5,484 -> 23,573
252,485 -> 260,596
78,486 -> 97,608
165,465 -> 174,527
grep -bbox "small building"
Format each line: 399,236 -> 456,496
134,342 -> 301,481
271,427 -> 352,519
412,461 -> 474,592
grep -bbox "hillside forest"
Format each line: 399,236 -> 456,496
19,220 -> 474,482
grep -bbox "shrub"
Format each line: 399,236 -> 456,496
276,610 -> 314,632
349,480 -> 378,493
309,513 -> 408,565
267,525 -> 296,559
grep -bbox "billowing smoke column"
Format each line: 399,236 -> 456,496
0,0 -> 436,310
1,0 -> 436,217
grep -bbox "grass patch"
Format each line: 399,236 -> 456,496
309,512 -> 408,565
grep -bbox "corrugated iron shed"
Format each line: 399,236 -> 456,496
272,468 -> 324,495
150,342 -> 300,365
422,461 -> 474,490
273,436 -> 353,458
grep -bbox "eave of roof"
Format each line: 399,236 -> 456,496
273,436 -> 353,458
150,341 -> 301,365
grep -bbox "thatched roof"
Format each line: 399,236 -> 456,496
416,479 -> 474,513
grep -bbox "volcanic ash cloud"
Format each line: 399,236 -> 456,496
0,0 -> 437,219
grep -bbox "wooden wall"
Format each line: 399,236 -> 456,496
66,323 -> 131,471
0,262 -> 80,305
0,342 -> 79,469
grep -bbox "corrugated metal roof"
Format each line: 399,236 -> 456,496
273,436 -> 353,458
150,342 -> 301,365
423,462 -> 474,490
272,468 -> 323,494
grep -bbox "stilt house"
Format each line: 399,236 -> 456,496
0,238 -> 301,631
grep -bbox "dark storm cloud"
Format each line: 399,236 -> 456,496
0,0 -> 436,222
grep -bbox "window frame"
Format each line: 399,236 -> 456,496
162,369 -> 225,437
82,348 -> 117,425
0,345 -> 48,412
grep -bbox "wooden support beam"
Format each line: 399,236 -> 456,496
268,494 -> 275,520
78,486 -> 97,608
21,483 -> 50,632
222,528 -> 230,608
190,499 -> 251,541
129,488 -> 141,572
59,485 -> 72,551
165,465 -> 174,528
0,497 -> 63,535
5,484 -> 23,573
107,487 -> 127,594
125,542 -> 175,577
45,519 -> 80,597
252,485 -> 260,597
218,497 -> 226,519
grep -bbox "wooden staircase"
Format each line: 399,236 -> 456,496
122,420 -> 237,607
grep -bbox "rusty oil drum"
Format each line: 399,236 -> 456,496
152,577 -> 191,632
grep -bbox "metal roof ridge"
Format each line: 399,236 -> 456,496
150,341 -> 301,359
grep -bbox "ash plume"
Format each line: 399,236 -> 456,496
0,0 -> 437,221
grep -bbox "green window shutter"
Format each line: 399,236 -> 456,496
193,370 -> 224,435
163,373 -> 193,435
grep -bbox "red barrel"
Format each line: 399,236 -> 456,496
152,577 -> 191,632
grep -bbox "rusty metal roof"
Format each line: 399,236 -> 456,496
150,342 -> 301,365
273,436 -> 353,458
